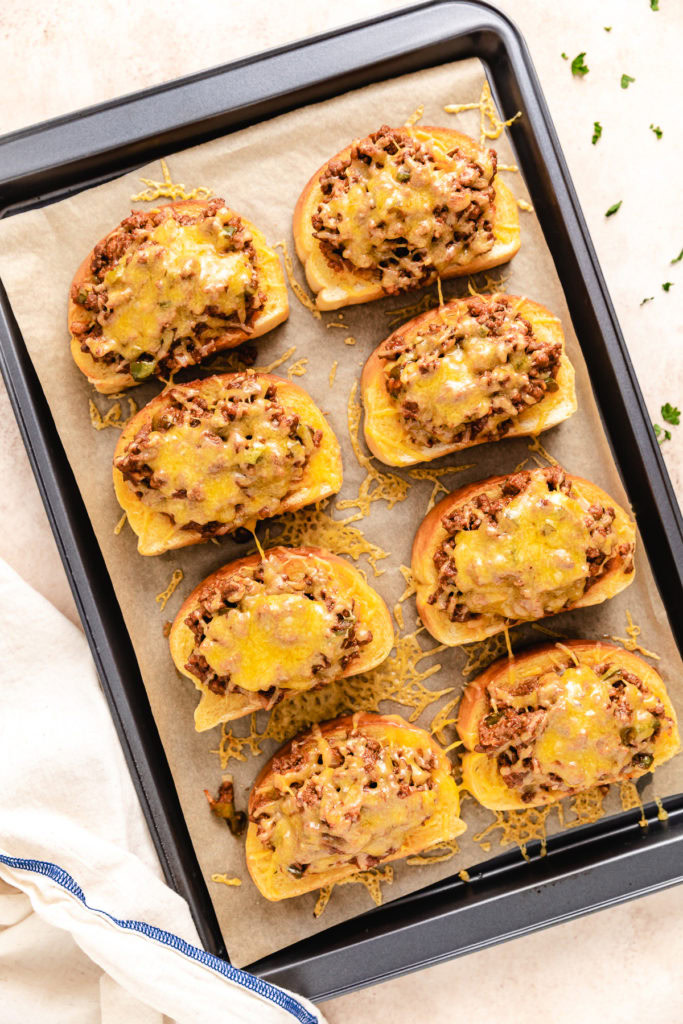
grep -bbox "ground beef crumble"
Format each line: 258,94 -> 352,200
380,295 -> 562,447
429,467 -> 633,624
312,126 -> 497,293
70,199 -> 263,378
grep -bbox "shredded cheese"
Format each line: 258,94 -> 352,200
655,797 -> 669,821
458,869 -> 471,882
517,199 -> 534,213
211,874 -> 242,887
131,158 -> 213,202
398,564 -> 416,603
155,569 -> 184,611
526,434 -> 558,466
619,780 -> 648,828
384,290 -> 440,331
286,357 -> 309,378
430,695 -> 461,748
328,360 -> 339,387
343,336 -> 357,346
611,610 -> 661,660
88,397 -> 138,431
460,632 -> 515,677
336,383 -> 411,520
257,502 -> 388,576
393,602 -> 405,632
275,239 -> 322,319
473,804 -> 554,861
409,464 -> 476,514
114,511 -> 127,536
254,346 -> 297,374
444,80 -> 522,146
313,865 -> 393,917
562,786 -> 608,829
497,163 -> 519,173
404,104 -> 424,127
406,838 -> 460,866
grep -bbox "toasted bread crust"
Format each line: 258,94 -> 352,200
412,470 -> 636,645
457,641 -> 680,810
69,200 -> 289,394
293,126 -> 521,311
246,712 -> 465,900
361,294 -> 577,466
169,546 -> 394,730
113,372 -> 342,556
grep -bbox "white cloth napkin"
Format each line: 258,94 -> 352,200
0,557 -> 326,1024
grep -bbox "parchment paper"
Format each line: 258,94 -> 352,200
0,58 -> 680,968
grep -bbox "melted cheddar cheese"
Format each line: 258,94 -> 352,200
452,475 -> 599,619
199,593 -> 340,694
250,719 -> 461,884
116,376 -> 317,532
531,666 -> 659,788
314,127 -> 496,291
90,217 -> 253,365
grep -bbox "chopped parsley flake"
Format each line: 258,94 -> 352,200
650,0 -> 659,9
654,424 -> 671,444
662,403 -> 681,426
650,124 -> 663,139
640,296 -> 654,305
561,52 -> 568,60
592,122 -> 603,144
662,282 -> 674,291
621,74 -> 636,89
571,53 -> 589,77
604,26 -> 612,31
671,248 -> 683,264
605,201 -> 622,217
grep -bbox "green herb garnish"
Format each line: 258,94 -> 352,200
571,52 -> 589,76
621,74 -> 635,89
604,25 -> 612,31
653,424 -> 671,444
662,403 -> 680,426
650,0 -> 659,10
592,121 -> 603,144
662,281 -> 674,292
671,248 -> 683,264
605,201 -> 622,217
649,124 -> 663,139
561,52 -> 568,60
640,296 -> 654,305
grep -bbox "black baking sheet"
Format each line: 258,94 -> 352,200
0,0 -> 681,1000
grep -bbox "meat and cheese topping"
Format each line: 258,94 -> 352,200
250,721 -> 444,879
70,200 -> 264,380
431,467 -> 633,624
182,549 -> 373,710
312,126 -> 497,293
474,652 -> 676,802
114,374 -> 321,538
380,296 -> 561,447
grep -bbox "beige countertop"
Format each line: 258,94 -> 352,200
1,1 -> 681,1020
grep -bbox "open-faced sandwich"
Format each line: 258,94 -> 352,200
294,125 -> 520,310
361,293 -> 576,466
412,465 -> 636,645
169,546 -> 394,730
113,372 -> 342,555
69,199 -> 288,393
246,712 -> 465,900
458,641 -> 680,809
